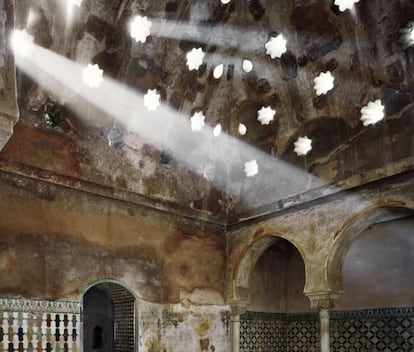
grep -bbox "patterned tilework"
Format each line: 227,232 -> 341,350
285,314 -> 319,352
0,299 -> 80,352
240,315 -> 286,351
241,308 -> 413,352
331,308 -> 414,352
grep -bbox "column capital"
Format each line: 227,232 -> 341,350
229,300 -> 249,317
306,291 -> 342,310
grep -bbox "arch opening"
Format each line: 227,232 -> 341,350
82,281 -> 136,352
328,206 -> 414,292
247,237 -> 308,313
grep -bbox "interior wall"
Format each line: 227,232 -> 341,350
248,239 -> 308,313
0,171 -> 226,304
338,216 -> 414,310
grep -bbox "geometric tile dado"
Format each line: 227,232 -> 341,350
240,308 -> 414,352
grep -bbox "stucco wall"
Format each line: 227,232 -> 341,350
0,170 -> 226,305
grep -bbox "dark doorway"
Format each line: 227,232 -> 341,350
83,287 -> 115,352
83,282 -> 136,352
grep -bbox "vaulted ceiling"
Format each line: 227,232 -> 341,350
1,0 -> 413,225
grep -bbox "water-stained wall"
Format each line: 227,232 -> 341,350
0,170 -> 226,305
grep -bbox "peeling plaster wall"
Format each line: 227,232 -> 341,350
0,170 -> 225,304
0,0 -> 19,150
139,300 -> 230,352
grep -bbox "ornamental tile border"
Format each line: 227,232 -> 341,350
241,307 -> 414,322
0,297 -> 81,313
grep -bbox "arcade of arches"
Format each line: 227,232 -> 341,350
0,1 -> 414,352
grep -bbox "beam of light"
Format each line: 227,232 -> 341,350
10,29 -> 35,57
14,42 -> 341,210
143,19 -> 269,53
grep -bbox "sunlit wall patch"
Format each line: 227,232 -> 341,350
144,89 -> 161,111
10,29 -> 34,57
257,106 -> 276,125
82,64 -> 104,88
190,111 -> 206,132
244,159 -> 259,177
186,48 -> 205,71
265,34 -> 287,59
130,15 -> 152,43
360,100 -> 385,126
334,0 -> 360,12
314,71 -> 335,96
294,136 -> 312,156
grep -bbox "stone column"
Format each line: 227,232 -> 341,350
307,292 -> 341,352
319,308 -> 330,352
229,302 -> 248,352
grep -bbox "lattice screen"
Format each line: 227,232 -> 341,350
0,299 -> 80,352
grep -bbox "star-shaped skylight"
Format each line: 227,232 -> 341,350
130,15 -> 152,43
242,59 -> 253,73
244,160 -> 259,177
360,100 -> 385,126
186,48 -> 205,71
400,22 -> 414,49
10,29 -> 34,57
190,111 -> 205,132
143,89 -> 160,111
294,136 -> 312,156
239,123 -> 247,135
213,64 -> 224,79
257,106 -> 276,125
314,71 -> 335,96
82,64 -> 103,88
213,124 -> 222,137
334,0 -> 360,12
265,34 -> 287,59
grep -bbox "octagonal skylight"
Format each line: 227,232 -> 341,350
257,106 -> 276,125
213,64 -> 224,79
244,160 -> 258,177
242,59 -> 253,73
239,123 -> 247,135
314,71 -> 335,96
294,136 -> 312,156
334,0 -> 360,12
213,124 -> 222,137
130,15 -> 152,43
186,48 -> 205,71
82,63 -> 103,88
143,89 -> 160,111
190,111 -> 205,132
265,34 -> 287,59
360,100 -> 385,126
